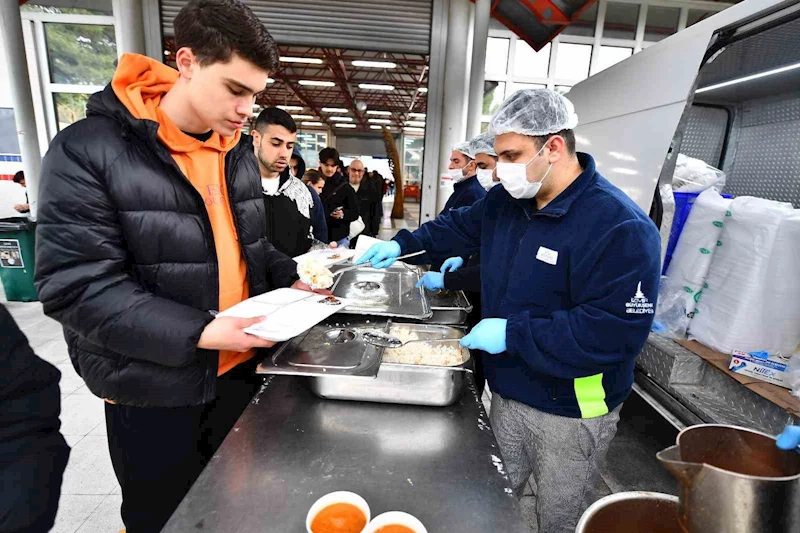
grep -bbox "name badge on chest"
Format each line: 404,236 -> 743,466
536,246 -> 559,266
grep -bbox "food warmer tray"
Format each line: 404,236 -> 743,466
424,289 -> 473,325
330,263 -> 432,320
310,322 -> 472,407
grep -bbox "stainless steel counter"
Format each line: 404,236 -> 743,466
162,375 -> 529,533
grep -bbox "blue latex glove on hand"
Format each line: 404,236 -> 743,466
460,318 -> 508,354
776,426 -> 800,451
416,272 -> 445,291
440,257 -> 464,273
356,240 -> 401,269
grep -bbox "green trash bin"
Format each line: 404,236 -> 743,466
0,217 -> 38,302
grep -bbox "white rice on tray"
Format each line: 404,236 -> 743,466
382,329 -> 464,367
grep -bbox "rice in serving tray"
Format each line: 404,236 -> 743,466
381,328 -> 464,367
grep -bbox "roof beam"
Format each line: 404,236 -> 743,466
322,48 -> 368,130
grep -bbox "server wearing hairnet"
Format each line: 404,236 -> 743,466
443,140 -> 486,213
358,89 -> 661,533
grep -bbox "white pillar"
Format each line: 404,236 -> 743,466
112,0 -> 147,55
437,0 -> 472,213
0,2 -> 42,221
466,0 -> 490,139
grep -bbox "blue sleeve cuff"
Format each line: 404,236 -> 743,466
505,311 -> 529,357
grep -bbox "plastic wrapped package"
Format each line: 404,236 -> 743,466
652,276 -> 691,339
688,197 -> 800,355
672,154 -> 727,193
658,183 -> 675,268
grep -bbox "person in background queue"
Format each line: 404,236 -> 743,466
303,168 -> 325,196
34,2 -> 324,531
318,147 -> 359,247
289,152 -> 302,179
1,304 -> 70,533
12,171 -> 29,214
290,151 -> 329,245
348,159 -> 382,246
252,108 -> 323,256
416,131 -> 499,396
357,88 -> 662,533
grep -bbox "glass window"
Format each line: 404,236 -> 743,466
555,86 -> 572,95
54,92 -> 89,131
482,81 -> 506,116
22,0 -> 113,16
593,46 -> 633,74
645,6 -> 680,42
562,3 -> 598,37
45,23 -> 117,85
554,43 -> 591,82
404,136 -> 424,184
509,83 -> 546,96
604,3 -> 639,40
296,132 -> 328,169
687,9 -> 717,28
485,38 -> 510,76
514,42 -> 550,79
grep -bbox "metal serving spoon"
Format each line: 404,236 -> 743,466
330,250 -> 428,280
361,329 -> 463,349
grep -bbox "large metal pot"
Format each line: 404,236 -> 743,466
575,492 -> 681,533
657,424 -> 800,533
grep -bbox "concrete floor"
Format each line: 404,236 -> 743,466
3,198 -> 678,532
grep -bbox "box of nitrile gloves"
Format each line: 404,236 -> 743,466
729,351 -> 791,389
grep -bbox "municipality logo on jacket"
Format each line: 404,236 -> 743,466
626,282 -> 654,314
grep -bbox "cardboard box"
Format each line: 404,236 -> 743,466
729,351 -> 791,389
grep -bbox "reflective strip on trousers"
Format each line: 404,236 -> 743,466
574,373 -> 609,418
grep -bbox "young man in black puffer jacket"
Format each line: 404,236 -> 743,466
34,2 -> 323,531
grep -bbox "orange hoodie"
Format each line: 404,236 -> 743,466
112,53 -> 253,376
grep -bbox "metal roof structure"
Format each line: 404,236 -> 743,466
164,38 -> 429,134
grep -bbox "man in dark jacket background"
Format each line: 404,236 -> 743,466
318,147 -> 359,245
34,2 -> 320,531
1,304 -> 69,533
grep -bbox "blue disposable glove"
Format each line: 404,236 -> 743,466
776,426 -> 800,451
416,272 -> 445,291
440,256 -> 464,273
356,240 -> 401,269
460,318 -> 508,354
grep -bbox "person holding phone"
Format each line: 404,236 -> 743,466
318,147 -> 359,246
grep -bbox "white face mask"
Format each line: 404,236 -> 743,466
476,168 -> 498,191
495,144 -> 553,199
448,167 -> 468,183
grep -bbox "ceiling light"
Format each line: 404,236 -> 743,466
405,121 -> 426,127
252,104 -> 261,109
266,78 -> 275,84
321,107 -> 349,113
329,116 -> 353,122
367,110 -> 392,116
277,105 -> 305,111
418,87 -> 428,93
368,118 -> 392,124
335,123 -> 356,128
370,125 -> 384,130
352,60 -> 397,69
696,61 -> 800,93
359,83 -> 395,91
280,56 -> 323,64
299,80 -> 336,87
291,114 -> 314,120
404,127 -> 425,133
408,112 -> 426,118
302,121 -> 324,127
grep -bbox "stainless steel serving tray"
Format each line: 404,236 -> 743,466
330,263 -> 432,320
309,322 -> 472,407
256,317 -> 389,378
425,289 -> 473,325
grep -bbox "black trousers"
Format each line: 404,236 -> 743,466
104,360 -> 263,533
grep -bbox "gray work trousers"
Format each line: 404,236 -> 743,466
489,394 -> 621,533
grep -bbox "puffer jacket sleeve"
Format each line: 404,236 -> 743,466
34,134 -> 214,368
262,239 -> 299,288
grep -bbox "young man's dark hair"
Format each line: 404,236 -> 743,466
254,106 -> 297,134
12,171 -> 24,184
34,1 -> 305,531
318,147 -> 340,166
534,129 -> 576,154
173,0 -> 279,71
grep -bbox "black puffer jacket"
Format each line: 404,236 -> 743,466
34,85 -> 298,408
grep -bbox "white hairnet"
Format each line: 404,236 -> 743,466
489,88 -> 579,137
453,141 -> 475,159
469,131 -> 497,157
